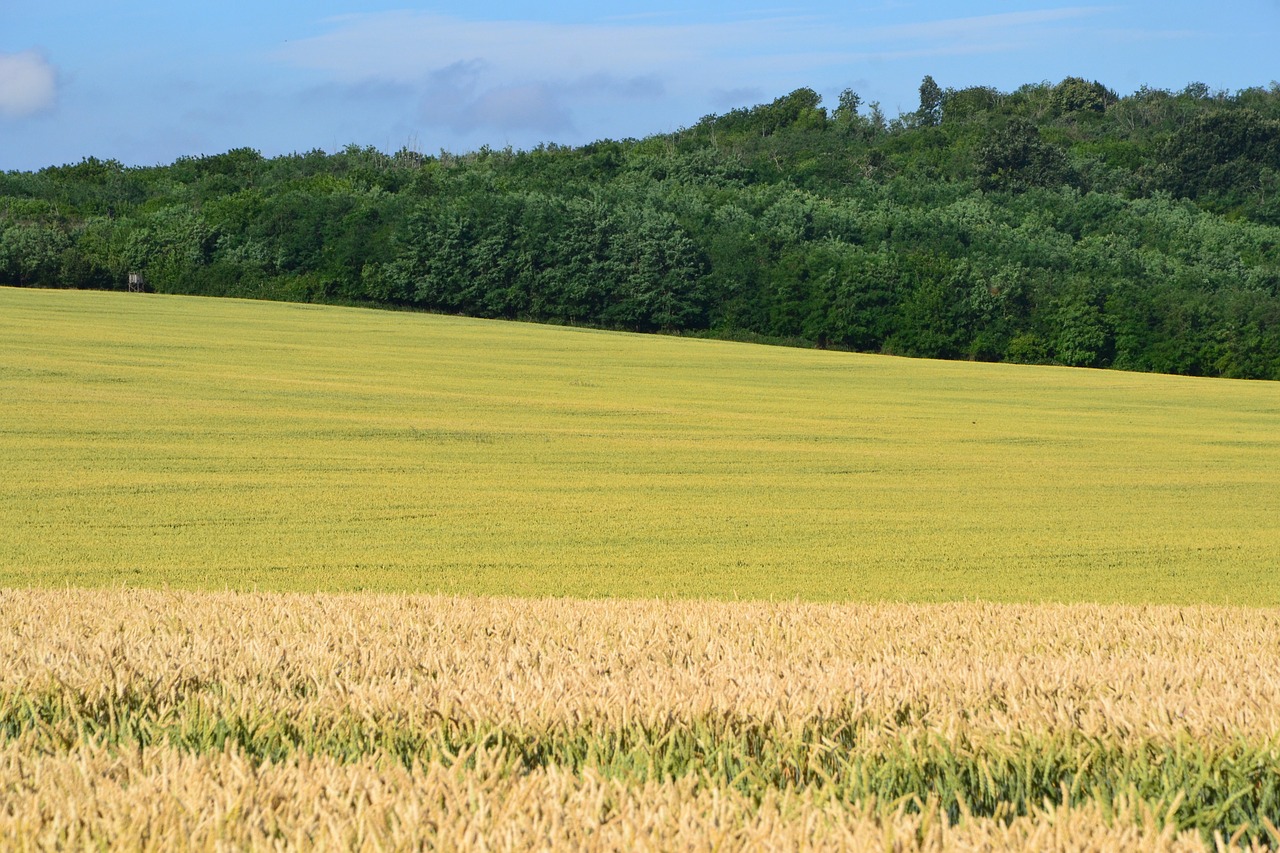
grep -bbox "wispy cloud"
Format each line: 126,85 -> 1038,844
1093,27 -> 1199,43
410,60 -> 569,134
871,7 -> 1111,41
268,7 -> 1118,136
710,87 -> 765,109
270,12 -> 717,84
0,50 -> 58,119
274,7 -> 1116,83
272,13 -> 696,135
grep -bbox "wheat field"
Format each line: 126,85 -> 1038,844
1,589 -> 1278,849
2,286 -> 1279,601
4,288 -> 1280,849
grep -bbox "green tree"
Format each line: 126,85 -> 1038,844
917,75 -> 943,126
977,119 -> 1070,191
1160,109 -> 1280,205
1051,77 -> 1114,114
832,88 -> 863,129
0,222 -> 69,286
1054,285 -> 1114,367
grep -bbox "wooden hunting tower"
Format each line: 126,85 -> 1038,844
127,272 -> 147,293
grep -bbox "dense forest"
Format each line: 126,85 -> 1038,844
3,77 -> 1280,378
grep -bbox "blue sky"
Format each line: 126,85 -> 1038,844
3,1 -> 1278,170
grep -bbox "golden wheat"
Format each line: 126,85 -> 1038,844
5,590 -> 1280,739
2,590 -> 1278,849
5,288 -> 1280,848
0,745 -> 1241,852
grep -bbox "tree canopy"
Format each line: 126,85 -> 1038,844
4,77 -> 1280,379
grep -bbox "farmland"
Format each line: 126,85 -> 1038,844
3,287 -> 1280,849
2,589 -> 1279,849
2,286 -> 1279,602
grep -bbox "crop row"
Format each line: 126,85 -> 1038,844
3,590 -> 1280,848
5,741 -> 1266,851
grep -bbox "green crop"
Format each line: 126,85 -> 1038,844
2,286 -> 1278,602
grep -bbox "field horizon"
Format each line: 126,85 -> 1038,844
3,285 -> 1278,603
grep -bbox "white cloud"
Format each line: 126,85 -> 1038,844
0,51 -> 57,119
271,13 -> 724,84
871,7 -> 1112,41
411,61 -> 572,134
267,7 -> 1117,137
272,14 -> 701,135
273,7 -> 1115,84
710,87 -> 765,109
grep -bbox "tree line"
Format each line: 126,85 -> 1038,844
3,76 -> 1280,379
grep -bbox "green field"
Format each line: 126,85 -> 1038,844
2,285 -> 1278,602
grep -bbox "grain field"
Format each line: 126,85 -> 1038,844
2,589 -> 1278,849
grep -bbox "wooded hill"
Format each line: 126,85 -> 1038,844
4,77 -> 1280,378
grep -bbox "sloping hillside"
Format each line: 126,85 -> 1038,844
3,286 -> 1277,602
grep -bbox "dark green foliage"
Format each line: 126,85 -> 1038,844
704,88 -> 828,138
1051,77 -> 1116,114
917,75 -> 944,127
977,119 -> 1071,191
942,86 -> 1001,122
3,77 -> 1280,378
1160,109 -> 1280,213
